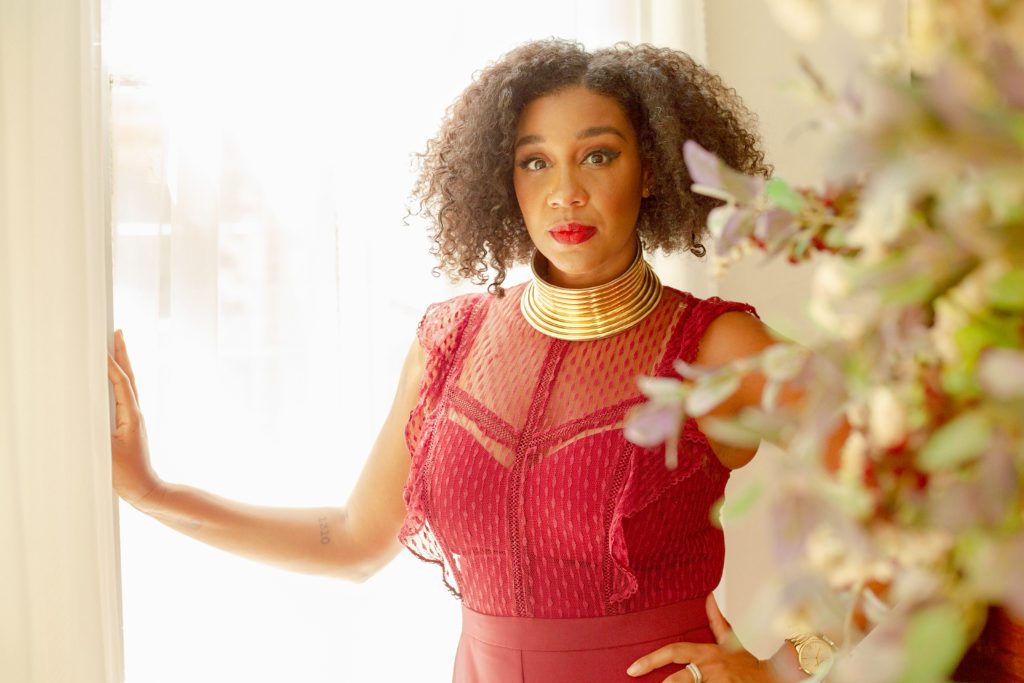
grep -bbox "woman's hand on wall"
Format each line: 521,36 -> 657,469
107,329 -> 162,508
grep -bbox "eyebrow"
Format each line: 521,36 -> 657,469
514,125 -> 627,149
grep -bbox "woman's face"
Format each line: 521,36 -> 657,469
513,85 -> 650,289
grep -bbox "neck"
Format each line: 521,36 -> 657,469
519,242 -> 663,341
538,243 -> 639,289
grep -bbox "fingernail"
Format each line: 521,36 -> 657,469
626,662 -> 640,676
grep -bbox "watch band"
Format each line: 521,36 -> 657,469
785,633 -> 837,675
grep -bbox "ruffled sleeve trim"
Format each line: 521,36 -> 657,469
402,294 -> 480,459
398,293 -> 481,599
606,294 -> 760,605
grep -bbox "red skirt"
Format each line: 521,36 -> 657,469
453,597 -> 714,682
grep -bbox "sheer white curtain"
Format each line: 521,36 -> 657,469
104,2 -> 711,681
0,0 -> 123,682
643,0 -> 719,299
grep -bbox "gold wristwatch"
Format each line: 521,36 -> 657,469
785,633 -> 837,675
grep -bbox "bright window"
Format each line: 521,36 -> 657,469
105,2 -> 645,680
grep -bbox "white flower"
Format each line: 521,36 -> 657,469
976,348 -> 1024,399
808,257 -> 882,340
808,291 -> 876,340
867,386 -> 908,449
813,257 -> 854,300
878,526 -> 953,570
806,524 -> 893,591
838,429 -> 869,485
847,184 -> 909,261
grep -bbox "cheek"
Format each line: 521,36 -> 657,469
598,179 -> 643,224
513,175 -> 541,221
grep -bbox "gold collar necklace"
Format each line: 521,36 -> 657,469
519,240 -> 663,341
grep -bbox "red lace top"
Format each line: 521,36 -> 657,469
399,282 -> 760,618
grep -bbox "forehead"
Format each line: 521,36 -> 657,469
515,86 -> 634,140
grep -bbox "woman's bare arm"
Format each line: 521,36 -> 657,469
108,330 -> 424,583
690,310 -> 853,679
693,311 -> 850,471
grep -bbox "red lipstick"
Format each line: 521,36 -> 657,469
549,222 -> 597,245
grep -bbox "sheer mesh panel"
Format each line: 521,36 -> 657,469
398,283 -> 760,617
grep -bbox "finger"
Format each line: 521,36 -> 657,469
663,666 -> 703,683
626,642 -> 713,678
706,593 -> 742,652
114,329 -> 140,405
107,353 -> 139,429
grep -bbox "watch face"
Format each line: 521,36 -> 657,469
798,638 -> 834,674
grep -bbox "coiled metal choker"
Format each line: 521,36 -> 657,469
519,245 -> 663,341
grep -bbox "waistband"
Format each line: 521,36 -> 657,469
460,597 -> 710,652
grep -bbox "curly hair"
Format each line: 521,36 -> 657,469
411,38 -> 772,297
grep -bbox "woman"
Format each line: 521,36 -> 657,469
109,39 -> 822,682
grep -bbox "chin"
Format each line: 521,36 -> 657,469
546,252 -> 604,275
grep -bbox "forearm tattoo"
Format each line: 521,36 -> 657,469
317,516 -> 331,545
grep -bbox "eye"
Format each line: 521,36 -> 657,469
518,157 -> 547,171
583,149 -> 620,166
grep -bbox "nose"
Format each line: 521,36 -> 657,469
546,166 -> 587,208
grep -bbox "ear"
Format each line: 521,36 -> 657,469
641,165 -> 654,198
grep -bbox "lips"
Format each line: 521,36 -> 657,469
549,222 -> 597,245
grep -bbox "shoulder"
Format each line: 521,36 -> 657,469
677,292 -> 775,399
691,299 -> 772,369
416,291 -> 488,354
660,287 -> 767,363
672,292 -> 780,469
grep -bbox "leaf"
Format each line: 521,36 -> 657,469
901,604 -> 968,682
683,140 -> 724,188
699,415 -> 765,450
754,207 -> 797,241
761,343 -> 808,382
987,268 -> 1024,311
691,183 -> 735,203
685,371 -> 741,416
719,479 -> 764,522
762,223 -> 803,258
708,205 -> 734,245
823,223 -> 850,249
683,140 -> 764,204
765,178 -> 806,212
791,232 -> 812,261
882,274 -> 936,305
673,359 -> 713,381
953,316 -> 1020,366
722,170 -> 766,205
917,411 -> 992,472
635,375 -> 686,402
762,380 -> 782,411
623,402 -> 683,447
941,364 -> 981,398
720,210 -> 757,254
708,206 -> 755,255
